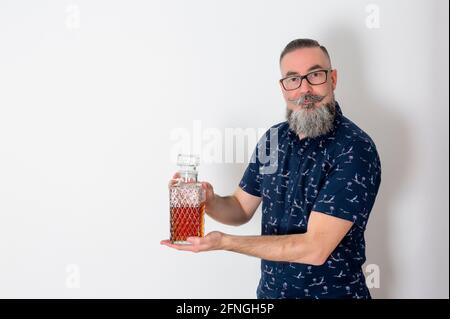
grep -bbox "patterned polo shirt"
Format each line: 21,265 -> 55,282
239,102 -> 381,299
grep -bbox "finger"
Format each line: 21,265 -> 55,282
174,245 -> 198,252
161,240 -> 187,251
201,182 -> 212,190
200,182 -> 214,199
172,172 -> 180,179
160,240 -> 178,249
168,173 -> 181,188
161,239 -> 200,251
167,243 -> 199,252
186,236 -> 202,245
187,237 -> 210,252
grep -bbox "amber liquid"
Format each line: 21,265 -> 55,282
170,203 -> 205,243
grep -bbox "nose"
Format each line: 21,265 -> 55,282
289,78 -> 312,100
297,78 -> 313,94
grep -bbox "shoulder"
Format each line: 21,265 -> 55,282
337,116 -> 377,146
332,116 -> 381,165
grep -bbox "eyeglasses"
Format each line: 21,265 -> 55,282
279,69 -> 331,91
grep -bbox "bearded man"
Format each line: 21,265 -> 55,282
162,38 -> 382,299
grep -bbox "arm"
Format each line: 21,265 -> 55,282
168,173 -> 261,226
222,212 -> 352,265
203,185 -> 262,226
162,211 -> 353,266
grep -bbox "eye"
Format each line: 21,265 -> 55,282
288,77 -> 300,82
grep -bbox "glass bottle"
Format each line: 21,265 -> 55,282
169,154 -> 205,244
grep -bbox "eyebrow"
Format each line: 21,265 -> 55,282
285,64 -> 327,77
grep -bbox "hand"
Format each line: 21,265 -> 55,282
168,172 -> 217,210
160,231 -> 226,253
199,181 -> 216,210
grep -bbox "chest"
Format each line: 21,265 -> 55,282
260,139 -> 333,234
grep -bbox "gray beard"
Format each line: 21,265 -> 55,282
286,101 -> 336,139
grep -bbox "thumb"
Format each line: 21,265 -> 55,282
201,182 -> 214,199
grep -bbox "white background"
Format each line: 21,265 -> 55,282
0,0 -> 448,298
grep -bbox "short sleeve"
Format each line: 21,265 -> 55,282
238,125 -> 280,197
239,150 -> 262,197
313,141 -> 381,228
239,137 -> 265,197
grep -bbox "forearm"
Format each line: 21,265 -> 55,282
206,195 -> 250,226
221,233 -> 324,266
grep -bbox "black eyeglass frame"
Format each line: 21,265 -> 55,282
279,69 -> 332,91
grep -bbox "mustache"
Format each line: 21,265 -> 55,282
289,94 -> 325,107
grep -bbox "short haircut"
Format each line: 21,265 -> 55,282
280,38 -> 331,65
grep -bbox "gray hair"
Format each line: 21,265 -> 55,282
280,38 -> 331,64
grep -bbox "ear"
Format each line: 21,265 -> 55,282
331,69 -> 338,90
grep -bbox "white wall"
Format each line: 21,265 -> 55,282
0,0 -> 448,298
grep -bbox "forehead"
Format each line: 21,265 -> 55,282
280,47 -> 330,76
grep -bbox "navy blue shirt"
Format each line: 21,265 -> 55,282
239,103 -> 381,299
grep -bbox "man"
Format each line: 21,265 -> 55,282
161,39 -> 381,299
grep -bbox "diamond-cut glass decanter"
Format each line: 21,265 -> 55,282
169,154 -> 205,244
